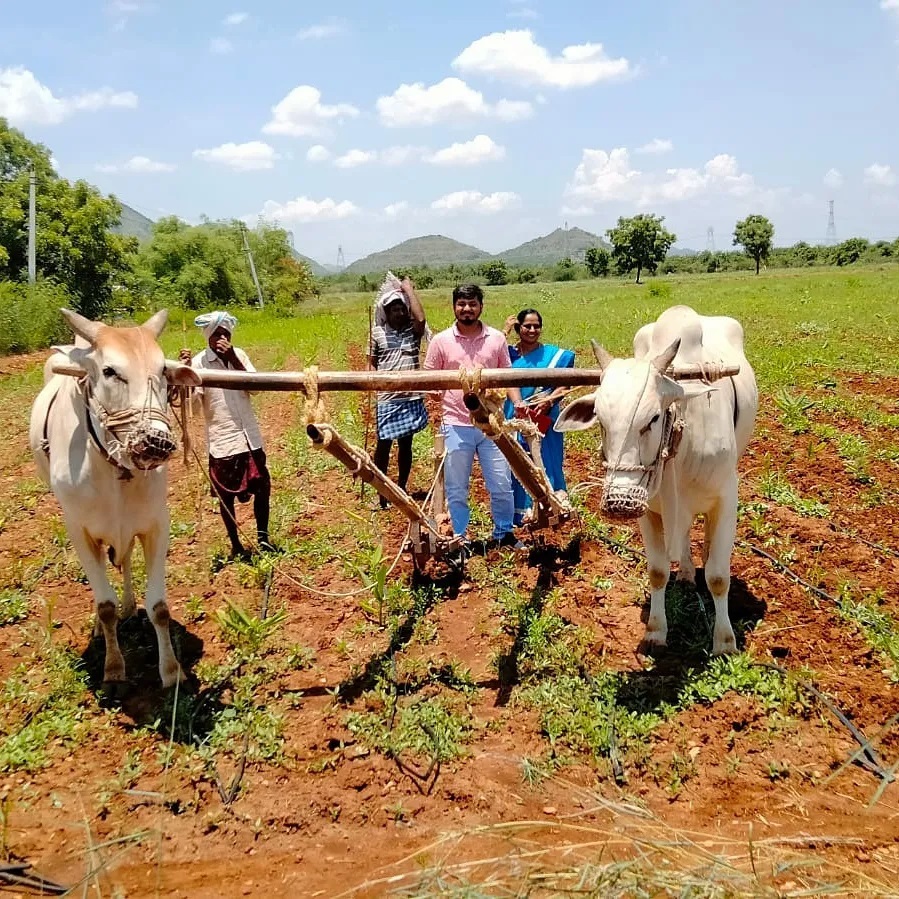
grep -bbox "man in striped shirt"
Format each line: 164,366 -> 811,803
368,275 -> 429,509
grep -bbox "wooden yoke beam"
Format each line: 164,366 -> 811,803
175,362 -> 741,393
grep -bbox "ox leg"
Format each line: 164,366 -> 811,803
69,526 -> 126,683
120,540 -> 137,619
139,526 -> 184,688
704,492 -> 738,655
639,510 -> 670,649
675,526 -> 696,585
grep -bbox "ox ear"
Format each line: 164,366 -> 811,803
590,339 -> 614,372
554,393 -> 598,433
652,337 -> 681,374
60,308 -> 102,345
143,308 -> 169,339
164,360 -> 201,388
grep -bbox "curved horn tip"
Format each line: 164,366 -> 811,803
652,337 -> 681,373
590,339 -> 614,370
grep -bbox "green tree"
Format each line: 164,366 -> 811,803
479,259 -> 509,286
605,214 -> 676,284
584,246 -> 610,277
0,118 -> 135,318
733,214 -> 774,275
829,237 -> 869,267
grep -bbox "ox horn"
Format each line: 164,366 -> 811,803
652,337 -> 681,374
60,308 -> 102,345
143,308 -> 169,339
590,339 -> 614,372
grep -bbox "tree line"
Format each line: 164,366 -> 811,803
0,119 -> 317,353
2,117 -> 898,353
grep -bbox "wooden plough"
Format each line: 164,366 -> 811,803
51,360 -> 740,565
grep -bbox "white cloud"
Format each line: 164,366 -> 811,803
223,12 -> 248,26
306,144 -> 332,162
823,168 -> 844,189
881,0 -> 899,16
864,162 -> 897,186
259,196 -> 360,224
193,141 -> 278,171
426,134 -> 505,166
431,190 -> 520,214
566,147 -> 776,210
453,29 -> 632,89
384,201 -> 409,219
209,37 -> 233,54
96,155 -> 175,174
376,77 -> 532,127
334,148 -> 377,169
263,85 -> 359,137
297,19 -> 345,40
379,145 -> 427,166
0,67 -> 137,126
508,4 -> 539,19
636,138 -> 673,155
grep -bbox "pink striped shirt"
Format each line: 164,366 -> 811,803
423,322 -> 511,427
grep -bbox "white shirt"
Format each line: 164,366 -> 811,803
191,347 -> 264,459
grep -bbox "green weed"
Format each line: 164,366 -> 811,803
0,589 -> 28,626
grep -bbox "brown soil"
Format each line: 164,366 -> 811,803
1,359 -> 897,897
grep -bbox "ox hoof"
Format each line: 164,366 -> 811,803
101,678 -> 130,700
640,631 -> 668,655
161,666 -> 186,690
712,635 -> 738,656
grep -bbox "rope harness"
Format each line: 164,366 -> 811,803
42,372 -> 176,480
596,362 -> 685,518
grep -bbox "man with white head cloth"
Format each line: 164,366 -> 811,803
368,272 -> 429,509
180,311 -> 273,559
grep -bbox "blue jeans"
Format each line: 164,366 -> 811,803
443,424 -> 514,540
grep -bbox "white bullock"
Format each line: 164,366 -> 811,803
556,305 -> 758,655
29,309 -> 199,687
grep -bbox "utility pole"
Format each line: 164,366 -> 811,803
240,223 -> 264,308
27,166 -> 36,285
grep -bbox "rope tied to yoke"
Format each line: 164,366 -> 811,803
302,365 -> 327,427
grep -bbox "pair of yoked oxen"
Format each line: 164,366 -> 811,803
29,304 -> 756,689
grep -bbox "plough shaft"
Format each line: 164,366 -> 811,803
463,392 -> 571,530
306,423 -> 460,566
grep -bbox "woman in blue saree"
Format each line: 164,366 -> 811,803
502,309 -> 576,525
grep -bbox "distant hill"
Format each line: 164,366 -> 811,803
291,250 -> 331,277
113,202 -> 154,242
345,234 -> 491,274
668,247 -> 699,257
496,227 -> 609,265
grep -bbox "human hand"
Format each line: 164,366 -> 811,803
503,315 -> 518,335
178,348 -> 193,365
533,399 -> 552,416
513,402 -> 528,419
213,334 -> 233,357
401,276 -> 414,293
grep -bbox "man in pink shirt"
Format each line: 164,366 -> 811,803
424,283 -> 525,551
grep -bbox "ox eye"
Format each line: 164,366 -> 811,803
639,413 -> 660,436
102,366 -> 126,383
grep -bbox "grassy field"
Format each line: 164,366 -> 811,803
0,263 -> 897,896
153,263 -> 899,390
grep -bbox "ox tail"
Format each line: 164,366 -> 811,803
107,546 -> 118,568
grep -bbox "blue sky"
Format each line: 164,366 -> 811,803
1,0 -> 897,265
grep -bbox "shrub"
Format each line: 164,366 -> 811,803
0,280 -> 72,354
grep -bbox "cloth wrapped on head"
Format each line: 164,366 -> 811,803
374,271 -> 408,327
194,311 -> 238,339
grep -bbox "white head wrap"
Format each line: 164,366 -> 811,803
373,271 -> 408,327
194,310 -> 238,339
